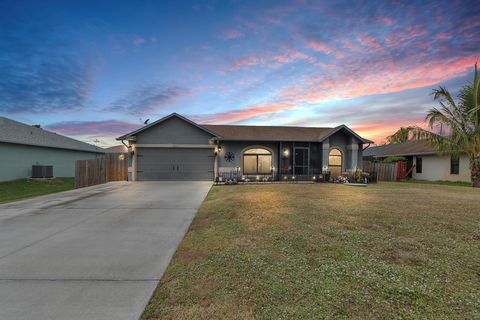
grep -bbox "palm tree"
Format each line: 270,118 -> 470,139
386,126 -> 415,143
411,63 -> 480,187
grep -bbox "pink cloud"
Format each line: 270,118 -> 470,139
305,39 -> 334,55
224,56 -> 261,72
379,17 -> 394,26
222,30 -> 244,40
193,102 -> 296,124
287,48 -> 316,63
385,26 -> 427,47
272,55 -> 291,63
279,55 -> 476,105
437,32 -> 453,40
356,35 -> 384,51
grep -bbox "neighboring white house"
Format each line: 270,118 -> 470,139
363,140 -> 471,183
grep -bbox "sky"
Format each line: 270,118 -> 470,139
0,0 -> 479,147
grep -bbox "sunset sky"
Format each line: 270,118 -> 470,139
1,0 -> 479,147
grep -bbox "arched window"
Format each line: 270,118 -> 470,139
243,148 -> 272,174
328,148 -> 342,176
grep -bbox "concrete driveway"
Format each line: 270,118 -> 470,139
0,181 -> 211,320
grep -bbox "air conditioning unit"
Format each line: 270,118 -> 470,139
32,165 -> 53,178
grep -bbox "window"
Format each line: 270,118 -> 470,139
328,148 -> 342,176
243,148 -> 272,174
450,156 -> 459,175
416,157 -> 422,173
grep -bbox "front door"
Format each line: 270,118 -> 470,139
294,147 -> 309,175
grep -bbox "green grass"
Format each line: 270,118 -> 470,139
143,182 -> 480,320
405,179 -> 472,187
0,178 -> 75,203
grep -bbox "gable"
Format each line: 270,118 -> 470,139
134,116 -> 215,144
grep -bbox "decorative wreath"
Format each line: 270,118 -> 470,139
224,151 -> 235,162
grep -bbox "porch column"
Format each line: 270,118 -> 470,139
347,143 -> 359,171
322,138 -> 330,170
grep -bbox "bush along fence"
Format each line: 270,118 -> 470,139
75,153 -> 127,188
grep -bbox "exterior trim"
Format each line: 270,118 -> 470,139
134,144 -> 215,148
371,151 -> 437,157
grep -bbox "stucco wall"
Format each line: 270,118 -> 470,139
0,142 -> 102,181
327,131 -> 363,170
412,154 -> 470,182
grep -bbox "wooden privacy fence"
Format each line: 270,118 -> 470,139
363,161 -> 398,181
75,153 -> 127,188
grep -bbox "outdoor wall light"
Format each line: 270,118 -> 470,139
283,148 -> 289,157
292,176 -> 296,180
118,154 -> 125,161
312,176 -> 316,180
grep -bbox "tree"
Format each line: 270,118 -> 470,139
410,64 -> 480,187
386,126 -> 415,143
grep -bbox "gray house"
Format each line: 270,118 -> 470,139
0,117 -> 105,181
117,113 -> 372,181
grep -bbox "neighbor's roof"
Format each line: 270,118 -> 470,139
363,140 -> 438,157
0,117 -> 105,153
117,113 -> 373,143
105,145 -> 128,153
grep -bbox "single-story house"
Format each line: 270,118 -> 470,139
116,113 -> 373,181
0,117 -> 105,181
363,140 -> 471,182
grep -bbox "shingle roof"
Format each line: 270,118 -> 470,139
363,140 -> 438,157
201,124 -> 336,142
0,117 -> 105,153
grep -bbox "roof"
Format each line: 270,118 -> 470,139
116,113 -> 218,140
201,124 -> 334,142
105,145 -> 128,153
0,117 -> 105,153
117,113 -> 373,144
363,140 -> 438,157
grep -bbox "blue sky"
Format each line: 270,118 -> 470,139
0,0 -> 479,146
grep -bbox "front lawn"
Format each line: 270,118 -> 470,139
143,182 -> 480,320
0,178 -> 75,203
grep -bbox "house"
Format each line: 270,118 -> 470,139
116,113 -> 372,181
362,140 -> 471,182
0,117 -> 105,181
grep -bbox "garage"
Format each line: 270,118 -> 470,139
136,148 -> 214,181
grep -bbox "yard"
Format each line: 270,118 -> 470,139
0,178 -> 75,203
143,182 -> 480,320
